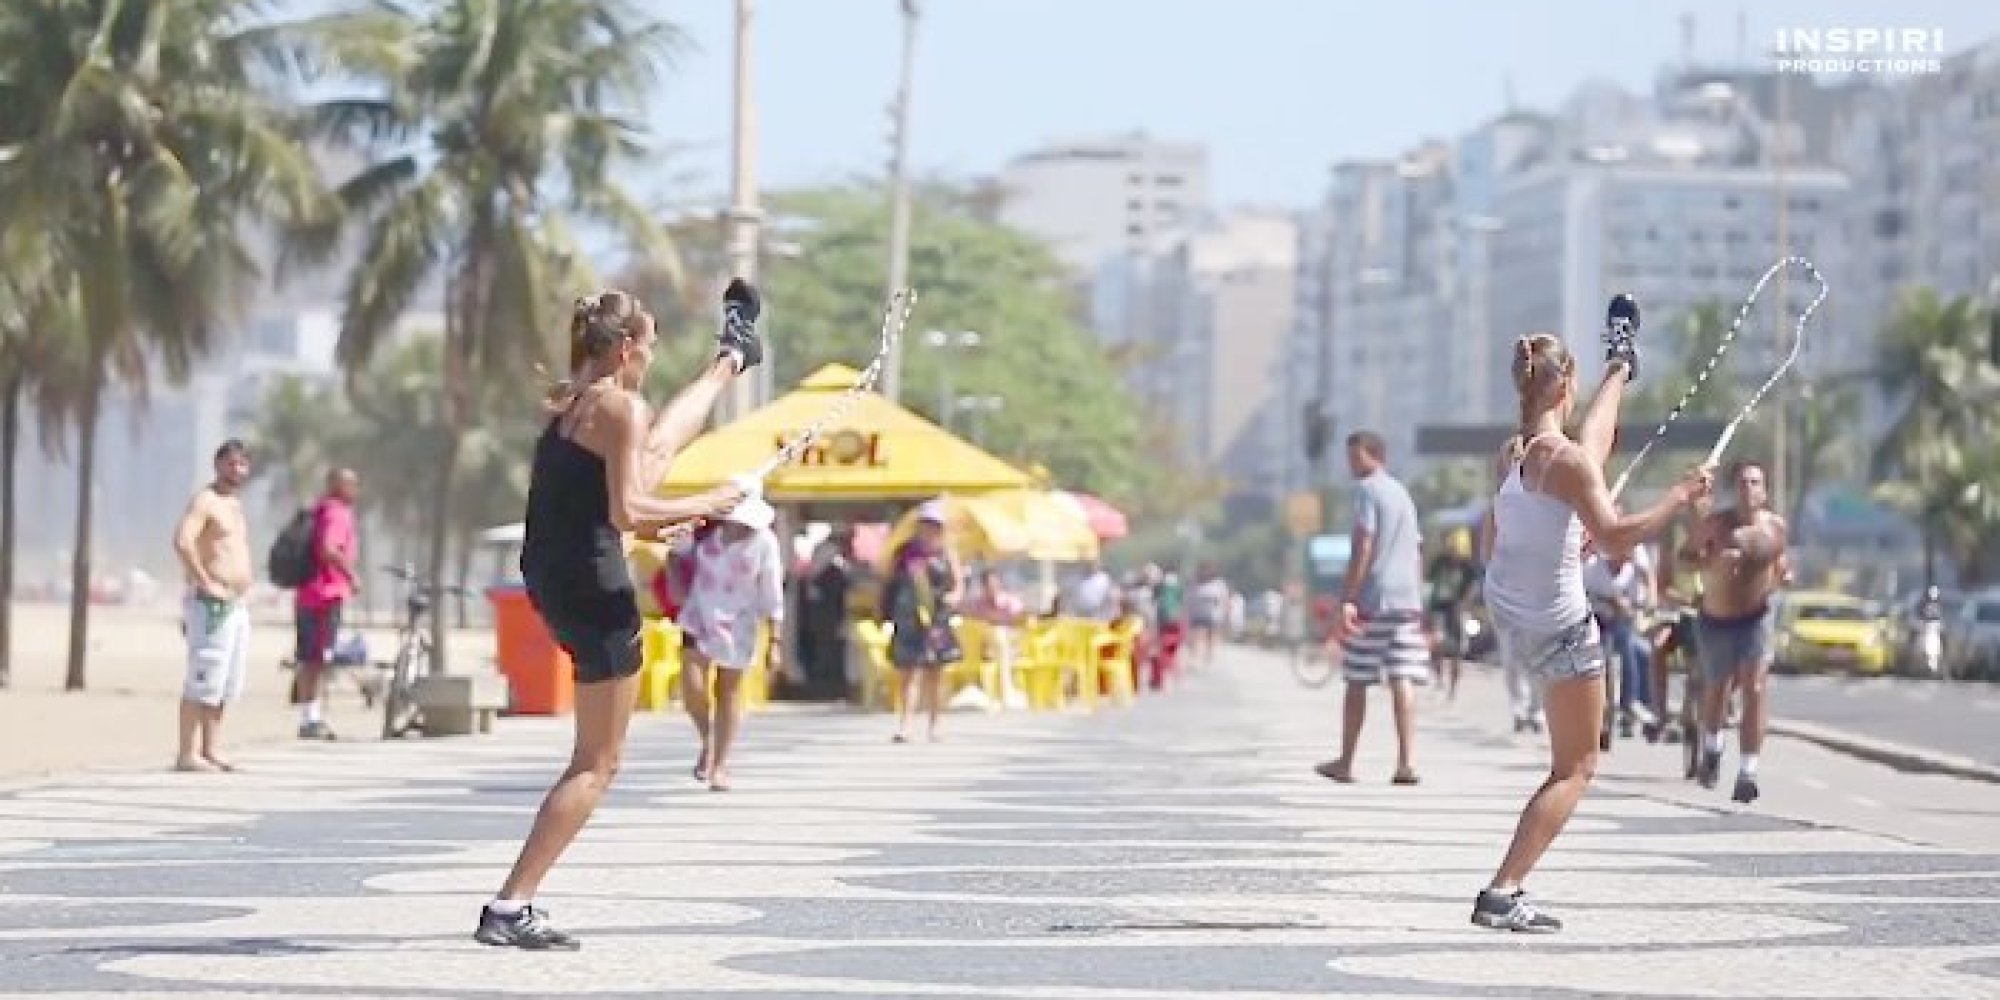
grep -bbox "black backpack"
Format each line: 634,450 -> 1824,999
268,509 -> 317,588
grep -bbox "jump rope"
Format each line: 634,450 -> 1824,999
652,287 -> 918,542
1606,256 -> 1828,499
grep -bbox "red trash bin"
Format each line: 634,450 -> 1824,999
489,586 -> 575,715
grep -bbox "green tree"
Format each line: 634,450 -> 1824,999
302,0 -> 682,670
0,0 -> 333,689
0,248 -> 79,686
1620,302 -> 1768,486
1785,379 -> 1864,527
730,185 -> 1149,502
252,375 -> 345,510
1869,289 -> 2000,585
1408,459 -> 1488,516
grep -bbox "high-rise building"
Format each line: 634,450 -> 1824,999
1133,212 -> 1298,477
1835,37 -> 2000,354
1317,145 -> 1463,468
996,133 -> 1211,276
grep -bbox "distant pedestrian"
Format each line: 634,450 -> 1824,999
1425,527 -> 1480,701
293,468 -> 361,741
675,494 -> 786,792
1315,431 -> 1428,785
169,439 -> 255,772
1682,459 -> 1791,804
882,502 -> 963,743
1187,566 -> 1228,666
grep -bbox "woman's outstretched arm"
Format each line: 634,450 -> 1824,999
1550,445 -> 1710,558
641,355 -> 740,483
1575,360 -> 1631,469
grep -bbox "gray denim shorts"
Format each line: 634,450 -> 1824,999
1495,617 -> 1606,685
1696,606 -> 1776,682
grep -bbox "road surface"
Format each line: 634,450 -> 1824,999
1770,673 -> 2000,769
0,646 -> 1995,998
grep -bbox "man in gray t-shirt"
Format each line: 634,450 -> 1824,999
1316,430 -> 1429,787
1353,464 -> 1425,617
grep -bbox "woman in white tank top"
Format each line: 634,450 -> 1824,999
1470,331 -> 1712,934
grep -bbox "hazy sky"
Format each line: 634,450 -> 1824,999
645,0 -> 1996,208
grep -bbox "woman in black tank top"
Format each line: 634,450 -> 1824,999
476,282 -> 762,950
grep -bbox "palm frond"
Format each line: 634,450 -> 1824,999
339,172 -> 454,367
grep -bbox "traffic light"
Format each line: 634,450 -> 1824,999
1302,401 -> 1331,461
1990,303 -> 1999,366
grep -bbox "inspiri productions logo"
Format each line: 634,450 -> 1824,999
1773,28 -> 1946,75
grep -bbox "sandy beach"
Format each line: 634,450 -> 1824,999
0,601 -> 496,784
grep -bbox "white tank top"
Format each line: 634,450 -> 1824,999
1484,435 -> 1588,633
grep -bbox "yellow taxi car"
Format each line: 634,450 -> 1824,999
1773,590 -> 1893,675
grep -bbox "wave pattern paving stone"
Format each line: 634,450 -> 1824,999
0,652 -> 1995,998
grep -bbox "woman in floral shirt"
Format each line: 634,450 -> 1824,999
675,494 -> 784,791
882,502 -> 963,743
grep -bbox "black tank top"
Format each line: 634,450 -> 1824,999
520,401 -> 631,595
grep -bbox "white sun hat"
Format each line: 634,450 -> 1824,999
723,493 -> 775,531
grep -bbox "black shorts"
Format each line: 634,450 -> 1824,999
295,602 -> 343,665
525,573 -> 643,685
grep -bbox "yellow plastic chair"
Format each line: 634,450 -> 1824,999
1097,617 -> 1141,707
851,620 -> 901,712
637,619 -> 683,711
947,618 -> 1004,709
1010,622 -> 1071,711
742,622 -> 773,711
1050,618 -> 1103,712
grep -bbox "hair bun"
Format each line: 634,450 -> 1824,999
1512,336 -> 1535,377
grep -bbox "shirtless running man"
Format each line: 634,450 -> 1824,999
1680,459 -> 1791,804
170,439 -> 256,772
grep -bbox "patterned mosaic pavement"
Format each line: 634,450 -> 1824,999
1,649 -> 1995,999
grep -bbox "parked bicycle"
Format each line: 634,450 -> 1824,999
378,564 -> 472,739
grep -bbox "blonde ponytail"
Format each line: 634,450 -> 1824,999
1505,333 -> 1574,466
543,290 -> 645,414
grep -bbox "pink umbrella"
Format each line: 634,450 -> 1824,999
1057,490 -> 1129,541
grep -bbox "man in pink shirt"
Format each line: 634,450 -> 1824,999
294,468 -> 361,739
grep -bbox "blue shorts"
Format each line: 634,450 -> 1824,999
1696,606 -> 1775,682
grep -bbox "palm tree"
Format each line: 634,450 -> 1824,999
0,0 -> 334,689
252,374 -> 346,510
337,337 -> 455,558
1870,289 -> 2000,585
1787,380 -> 1863,527
0,257 -> 92,691
298,0 -> 681,671
1872,290 -> 1995,473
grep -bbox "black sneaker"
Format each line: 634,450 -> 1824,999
297,721 -> 337,741
1470,889 -> 1562,934
1697,749 -> 1722,789
1732,773 -> 1761,804
474,905 -> 580,951
717,278 -> 763,372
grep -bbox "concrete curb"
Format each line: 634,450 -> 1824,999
1770,718 -> 2000,784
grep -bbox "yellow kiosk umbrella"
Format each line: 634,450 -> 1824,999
884,488 -> 1099,566
658,364 -> 1032,500
878,493 -> 1030,567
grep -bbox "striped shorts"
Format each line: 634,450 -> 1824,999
1343,611 -> 1433,686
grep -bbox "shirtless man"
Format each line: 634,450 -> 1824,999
1680,459 -> 1790,803
170,439 -> 256,772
